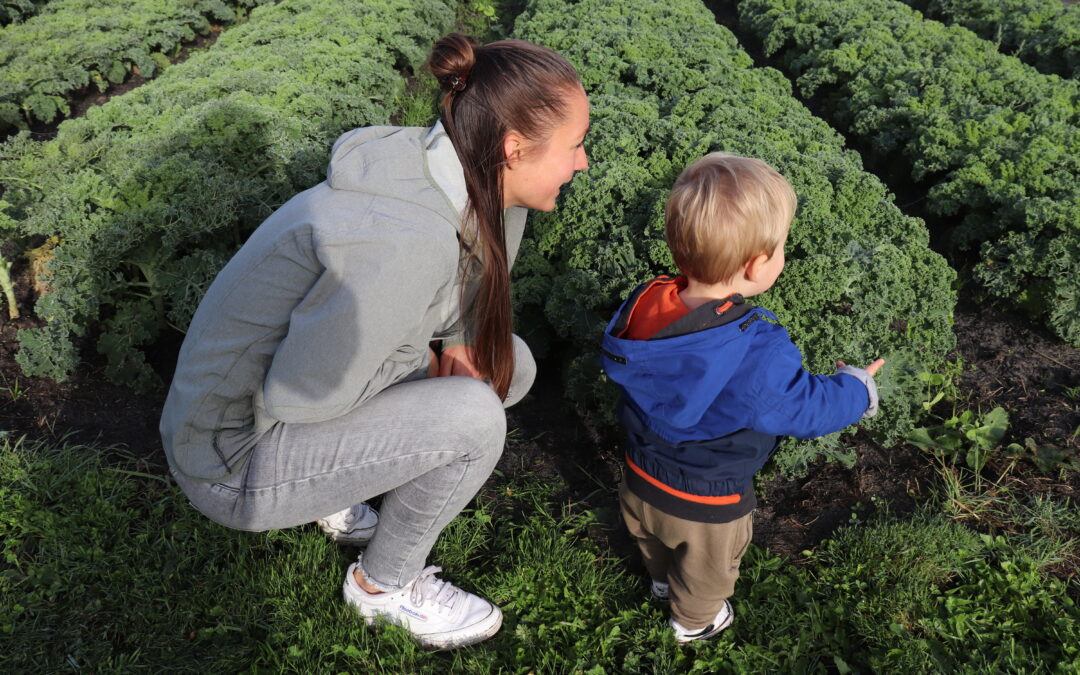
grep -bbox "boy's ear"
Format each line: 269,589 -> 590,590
743,252 -> 771,282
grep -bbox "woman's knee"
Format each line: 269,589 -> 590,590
505,334 -> 536,408
449,377 -> 508,454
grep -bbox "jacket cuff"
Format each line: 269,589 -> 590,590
836,365 -> 879,418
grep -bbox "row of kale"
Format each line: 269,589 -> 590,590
0,0 -> 49,26
898,0 -> 1080,79
736,0 -> 1080,348
0,0 -> 275,133
0,0 -> 456,388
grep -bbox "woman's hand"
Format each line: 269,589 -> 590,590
429,344 -> 485,381
438,345 -> 484,380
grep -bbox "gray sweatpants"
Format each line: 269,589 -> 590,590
173,335 -> 535,591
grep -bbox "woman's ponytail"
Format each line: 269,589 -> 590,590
427,34 -> 580,399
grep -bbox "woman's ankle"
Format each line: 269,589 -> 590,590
353,566 -> 384,594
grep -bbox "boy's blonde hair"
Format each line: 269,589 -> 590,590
665,152 -> 797,285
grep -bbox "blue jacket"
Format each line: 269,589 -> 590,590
600,278 -> 872,522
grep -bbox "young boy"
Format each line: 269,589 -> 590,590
599,153 -> 883,643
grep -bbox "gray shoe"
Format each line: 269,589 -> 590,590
317,503 -> 378,545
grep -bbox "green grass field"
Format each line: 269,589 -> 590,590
2,433 -> 1076,673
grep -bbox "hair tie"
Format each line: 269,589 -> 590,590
448,74 -> 467,92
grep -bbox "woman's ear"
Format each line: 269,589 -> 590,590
503,131 -> 524,169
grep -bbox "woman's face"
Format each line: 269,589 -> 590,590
502,86 -> 590,211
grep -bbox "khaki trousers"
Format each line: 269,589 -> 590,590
619,481 -> 753,629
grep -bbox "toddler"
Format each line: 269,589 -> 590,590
600,153 -> 882,643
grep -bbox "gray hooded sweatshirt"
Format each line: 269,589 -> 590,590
160,122 -> 528,482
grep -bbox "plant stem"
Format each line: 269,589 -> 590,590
0,176 -> 44,191
0,254 -> 19,320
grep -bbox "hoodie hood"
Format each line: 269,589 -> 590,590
324,120 -> 528,264
326,120 -> 468,227
600,281 -> 770,432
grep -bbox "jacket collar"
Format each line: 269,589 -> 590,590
610,276 -> 752,341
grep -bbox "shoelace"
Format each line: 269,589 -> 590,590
409,566 -> 461,613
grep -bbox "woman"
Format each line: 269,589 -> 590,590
159,33 -> 589,650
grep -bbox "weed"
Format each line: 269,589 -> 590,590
1010,437 -> 1080,475
0,371 -> 25,404
908,400 -> 1019,522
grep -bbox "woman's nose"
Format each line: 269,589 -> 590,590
575,146 -> 589,171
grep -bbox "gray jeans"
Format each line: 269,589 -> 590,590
173,335 -> 535,591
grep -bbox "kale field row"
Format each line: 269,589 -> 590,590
0,0 -> 456,388
898,0 -> 1080,78
512,0 -> 955,474
0,0 -> 278,133
737,0 -> 1080,348
0,0 -> 49,27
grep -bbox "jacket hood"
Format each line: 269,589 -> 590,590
601,291 -> 767,431
326,121 -> 468,223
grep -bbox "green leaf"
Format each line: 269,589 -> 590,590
907,427 -> 938,451
834,655 -> 853,674
106,60 -> 129,84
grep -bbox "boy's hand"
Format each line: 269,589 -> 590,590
835,359 -> 884,418
836,358 -> 885,376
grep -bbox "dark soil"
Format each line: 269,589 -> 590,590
953,301 -> 1080,453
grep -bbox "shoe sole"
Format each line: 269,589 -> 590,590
674,600 -> 734,644
413,606 -> 502,650
323,529 -> 376,545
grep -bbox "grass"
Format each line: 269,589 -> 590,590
2,433 -> 1078,673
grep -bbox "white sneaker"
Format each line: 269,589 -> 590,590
651,579 -> 670,602
343,562 -> 503,650
317,503 -> 378,545
670,599 -> 733,644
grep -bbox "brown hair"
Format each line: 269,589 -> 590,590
665,152 -> 796,285
428,33 -> 581,398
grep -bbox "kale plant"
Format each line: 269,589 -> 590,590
740,0 -> 1080,347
